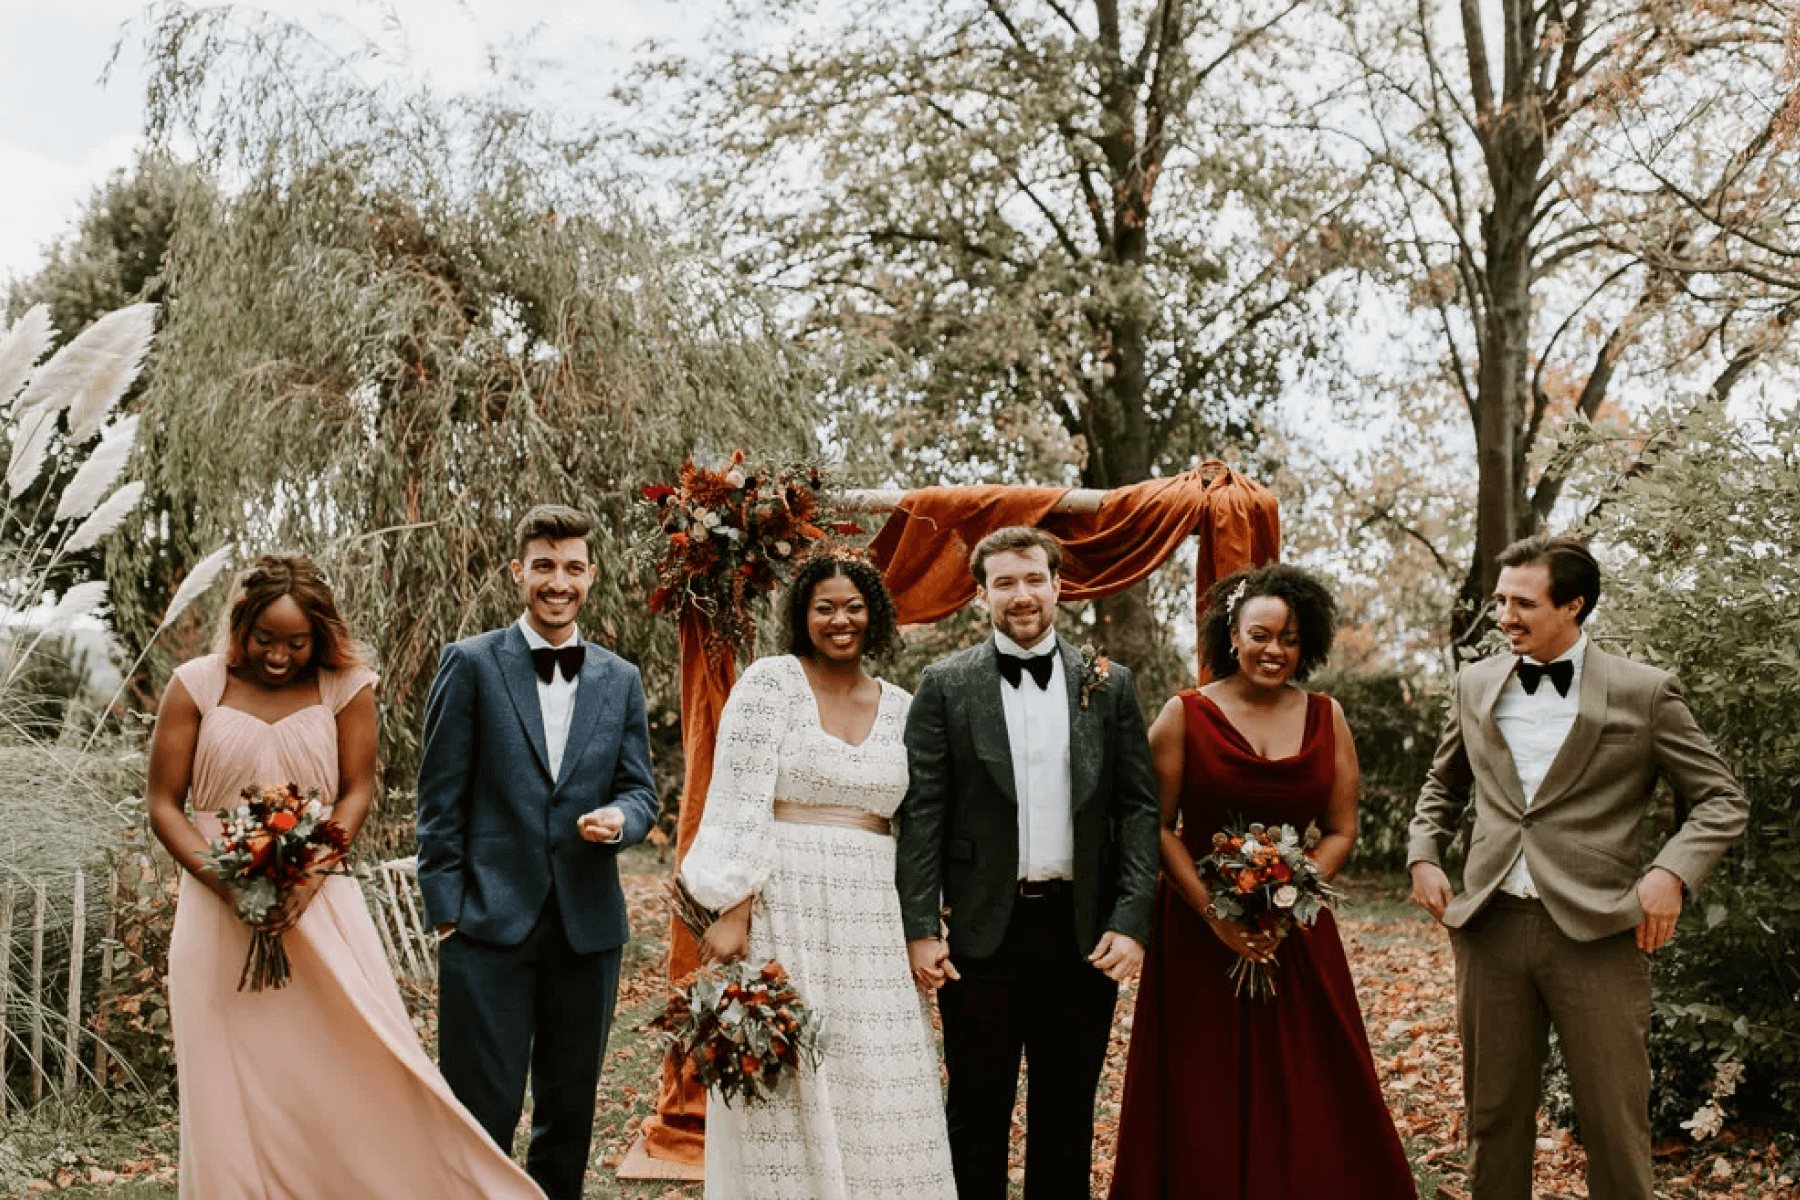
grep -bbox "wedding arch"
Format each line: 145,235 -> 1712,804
626,460 -> 1281,1175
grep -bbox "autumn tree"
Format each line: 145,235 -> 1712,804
1317,0 -> 1800,647
630,0 -> 1376,666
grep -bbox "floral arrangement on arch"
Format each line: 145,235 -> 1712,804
642,451 -> 859,654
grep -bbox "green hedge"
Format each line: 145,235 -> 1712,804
1318,668 -> 1448,873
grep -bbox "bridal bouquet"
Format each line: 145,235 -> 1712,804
202,782 -> 351,991
653,959 -> 824,1107
1197,819 -> 1339,1001
655,877 -> 823,1105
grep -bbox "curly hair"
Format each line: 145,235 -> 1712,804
783,553 -> 903,661
219,553 -> 369,674
1200,563 -> 1337,682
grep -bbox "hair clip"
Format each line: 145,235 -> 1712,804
1225,579 -> 1248,614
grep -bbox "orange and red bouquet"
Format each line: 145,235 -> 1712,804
641,452 -> 858,655
202,782 -> 351,991
1197,819 -> 1339,1000
652,959 -> 823,1108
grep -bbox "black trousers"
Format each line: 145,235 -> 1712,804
938,886 -> 1118,1200
436,894 -> 621,1200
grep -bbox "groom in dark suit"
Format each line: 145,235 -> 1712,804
417,504 -> 658,1200
1410,535 -> 1747,1200
898,526 -> 1160,1200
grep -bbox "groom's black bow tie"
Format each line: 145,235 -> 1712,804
531,643 -> 585,684
998,651 -> 1055,690
1517,657 -> 1574,698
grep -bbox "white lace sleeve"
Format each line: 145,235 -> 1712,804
678,656 -> 798,911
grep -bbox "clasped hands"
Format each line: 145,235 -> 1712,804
246,872 -> 327,935
906,931 -> 1144,992
1195,901 -> 1285,965
1408,861 -> 1686,954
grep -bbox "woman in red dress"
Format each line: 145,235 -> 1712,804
1110,564 -> 1415,1199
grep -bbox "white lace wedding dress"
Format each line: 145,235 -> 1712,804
680,654 -> 957,1200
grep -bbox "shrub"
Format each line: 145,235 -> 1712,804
1315,668 -> 1448,872
1584,398 -> 1800,1137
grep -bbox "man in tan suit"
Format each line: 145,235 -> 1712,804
1409,535 -> 1747,1200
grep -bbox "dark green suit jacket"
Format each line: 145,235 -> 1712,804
895,635 -> 1161,960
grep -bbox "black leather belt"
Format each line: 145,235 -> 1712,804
1016,879 -> 1072,899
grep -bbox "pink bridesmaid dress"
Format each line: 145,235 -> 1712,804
166,655 -> 543,1199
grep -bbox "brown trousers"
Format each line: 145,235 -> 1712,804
1453,895 -> 1655,1200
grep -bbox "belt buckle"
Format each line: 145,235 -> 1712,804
1017,879 -> 1061,899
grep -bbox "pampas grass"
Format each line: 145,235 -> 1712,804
14,304 -> 154,443
0,306 -> 54,414
5,405 -> 61,499
54,417 -> 139,523
157,543 -> 235,634
65,481 -> 146,554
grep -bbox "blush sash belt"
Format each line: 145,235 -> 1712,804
772,799 -> 891,837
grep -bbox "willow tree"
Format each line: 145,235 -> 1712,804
1321,0 -> 1800,648
127,5 -> 819,790
630,0 -> 1376,667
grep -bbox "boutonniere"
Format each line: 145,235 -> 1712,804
1078,643 -> 1112,709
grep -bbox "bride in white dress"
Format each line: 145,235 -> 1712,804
679,554 -> 958,1200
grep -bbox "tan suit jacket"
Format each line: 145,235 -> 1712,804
1409,644 -> 1747,942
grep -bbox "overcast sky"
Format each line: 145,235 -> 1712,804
0,0 -> 695,291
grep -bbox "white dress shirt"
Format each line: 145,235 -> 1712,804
995,631 -> 1074,881
518,615 -> 580,780
1492,633 -> 1588,898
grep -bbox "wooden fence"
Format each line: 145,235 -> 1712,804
0,859 -> 436,1114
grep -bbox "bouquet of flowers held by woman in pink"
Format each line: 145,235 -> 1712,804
202,782 -> 351,991
1198,819 -> 1340,1000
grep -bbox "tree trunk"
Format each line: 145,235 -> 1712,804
1087,274 -> 1161,675
1453,0 -> 1546,651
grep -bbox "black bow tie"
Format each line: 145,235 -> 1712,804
997,651 -> 1055,690
531,643 -> 585,684
1517,657 -> 1574,698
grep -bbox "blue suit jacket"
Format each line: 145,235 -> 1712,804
415,624 -> 659,954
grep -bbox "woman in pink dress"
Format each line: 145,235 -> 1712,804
146,554 -> 542,1198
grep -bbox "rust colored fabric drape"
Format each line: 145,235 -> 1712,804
870,461 -> 1280,676
645,461 -> 1278,1166
642,610 -> 733,1164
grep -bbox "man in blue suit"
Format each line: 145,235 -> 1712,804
417,504 -> 659,1200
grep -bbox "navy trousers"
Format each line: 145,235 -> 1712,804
437,894 -> 621,1200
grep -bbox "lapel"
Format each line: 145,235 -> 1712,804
557,648 -> 618,791
1527,643 -> 1609,813
496,624 -> 553,780
968,640 -> 1017,806
1060,637 -> 1102,811
1471,657 -> 1529,815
